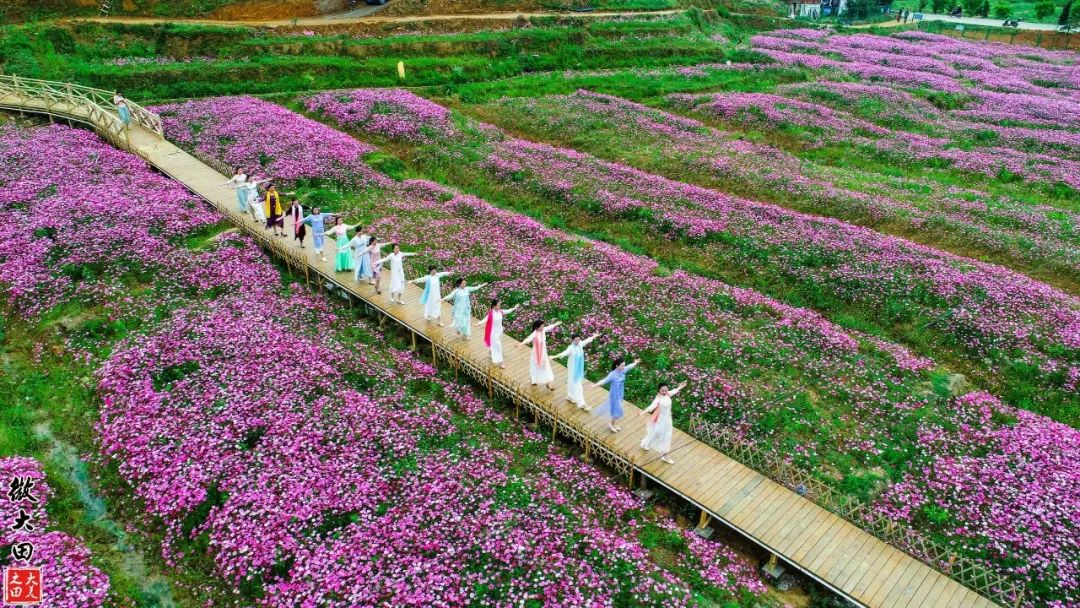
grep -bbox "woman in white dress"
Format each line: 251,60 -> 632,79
639,381 -> 687,464
521,319 -> 561,390
411,266 -> 451,324
476,297 -> 520,367
551,333 -> 600,409
375,244 -> 417,304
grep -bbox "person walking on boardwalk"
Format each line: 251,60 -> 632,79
351,231 -> 372,283
412,266 -> 452,324
299,207 -> 331,262
225,168 -> 248,213
326,217 -> 358,272
264,185 -> 285,236
477,297 -> 520,368
242,177 -> 270,224
375,244 -> 417,304
113,92 -> 131,128
552,333 -> 600,409
594,357 -> 640,433
442,278 -> 488,340
639,381 -> 687,465
287,198 -> 307,247
522,319 -> 561,391
368,237 -> 385,295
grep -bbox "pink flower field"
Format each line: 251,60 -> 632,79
0,457 -> 110,608
0,122 -> 766,606
304,88 -> 1080,426
148,94 -> 1080,606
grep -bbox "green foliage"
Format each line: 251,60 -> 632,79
1034,0 -> 1055,18
993,1 -> 1013,15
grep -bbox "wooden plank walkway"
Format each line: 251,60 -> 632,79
0,89 -> 1001,608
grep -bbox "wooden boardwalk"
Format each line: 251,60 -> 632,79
0,81 -> 1003,608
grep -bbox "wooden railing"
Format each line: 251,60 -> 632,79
688,415 -> 1020,607
0,75 -> 162,150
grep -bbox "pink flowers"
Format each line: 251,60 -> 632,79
0,457 -> 110,608
151,96 -> 389,188
0,122 -> 766,606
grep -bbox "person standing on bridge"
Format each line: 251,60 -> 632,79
639,380 -> 687,465
412,266 -> 452,324
326,217 -> 358,272
368,237 -> 385,295
522,319 -> 561,391
113,92 -> 130,128
442,278 -> 487,340
225,168 -> 248,213
351,230 -> 371,282
287,198 -> 307,247
375,244 -> 417,305
477,297 -> 520,368
593,356 -> 640,432
264,185 -> 285,236
552,333 -> 601,409
300,207 -> 332,262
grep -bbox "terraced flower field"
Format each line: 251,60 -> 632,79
149,87 -> 1080,607
1,15 -> 1078,608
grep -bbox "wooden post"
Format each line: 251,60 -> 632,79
583,439 -> 591,462
432,344 -> 437,366
411,331 -> 417,352
1013,588 -> 1024,608
551,416 -> 558,442
697,509 -> 710,530
766,554 -> 779,571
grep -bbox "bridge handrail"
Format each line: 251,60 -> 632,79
688,416 -> 1019,607
0,74 -> 163,144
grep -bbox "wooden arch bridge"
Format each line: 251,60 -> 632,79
0,75 -> 1019,608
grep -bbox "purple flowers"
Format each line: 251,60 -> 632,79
0,457 -> 110,608
0,121 -> 766,606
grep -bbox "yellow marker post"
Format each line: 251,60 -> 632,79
397,61 -> 405,80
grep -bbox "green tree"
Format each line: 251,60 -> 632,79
962,0 -> 982,14
993,2 -> 1011,16
1061,0 -> 1073,24
932,0 -> 946,12
1033,0 -> 1054,18
979,0 -> 990,15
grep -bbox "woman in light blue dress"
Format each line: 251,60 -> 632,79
442,278 -> 487,339
594,356 -> 640,433
354,236 -> 375,283
552,333 -> 600,409
300,208 -> 331,262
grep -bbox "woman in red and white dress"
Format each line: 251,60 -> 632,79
521,319 -> 561,390
477,297 -> 520,368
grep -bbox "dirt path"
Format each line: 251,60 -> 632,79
73,8 -> 683,28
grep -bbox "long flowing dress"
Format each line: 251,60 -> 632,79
329,225 -> 354,272
416,272 -> 450,319
641,386 -> 681,453
288,202 -> 306,245
302,213 -> 328,252
483,306 -> 517,364
556,336 -> 597,407
264,190 -> 284,229
445,286 -> 481,337
351,235 -> 371,281
595,360 -> 638,420
368,242 -> 383,281
229,173 -> 248,212
522,325 -> 556,385
381,252 -> 415,296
